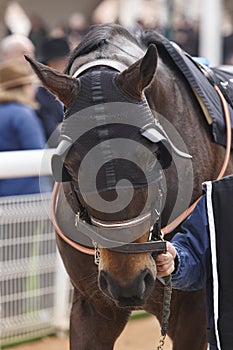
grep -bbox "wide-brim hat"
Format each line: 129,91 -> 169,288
0,61 -> 38,90
38,37 -> 70,63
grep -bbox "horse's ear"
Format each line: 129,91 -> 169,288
24,55 -> 78,108
115,44 -> 158,100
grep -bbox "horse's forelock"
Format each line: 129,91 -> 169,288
65,24 -> 140,74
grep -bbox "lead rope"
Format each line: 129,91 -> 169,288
156,236 -> 172,350
150,211 -> 172,350
157,275 -> 172,350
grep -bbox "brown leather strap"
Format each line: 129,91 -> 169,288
51,182 -> 95,255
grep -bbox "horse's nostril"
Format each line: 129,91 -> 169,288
144,269 -> 155,290
99,270 -> 110,294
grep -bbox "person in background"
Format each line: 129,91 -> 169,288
0,33 -> 35,62
28,14 -> 48,58
0,34 -> 70,147
156,175 -> 233,350
173,16 -> 199,57
66,12 -> 88,49
0,61 -> 51,196
36,36 -> 70,147
223,32 -> 233,65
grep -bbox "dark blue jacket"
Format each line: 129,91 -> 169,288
171,176 -> 233,350
171,196 -> 210,290
0,102 -> 51,196
36,87 -> 63,147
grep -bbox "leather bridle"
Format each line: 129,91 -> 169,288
51,58 -> 170,258
52,181 -> 167,258
51,59 -> 232,258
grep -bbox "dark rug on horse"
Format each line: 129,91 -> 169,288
140,30 -> 233,149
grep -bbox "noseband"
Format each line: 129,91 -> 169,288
52,181 -> 166,259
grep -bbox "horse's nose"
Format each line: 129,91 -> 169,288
98,268 -> 155,307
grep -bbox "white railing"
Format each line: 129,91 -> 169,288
0,149 -> 72,347
0,149 -> 55,178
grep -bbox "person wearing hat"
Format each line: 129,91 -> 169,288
0,34 -> 70,147
38,36 -> 70,71
36,37 -> 70,147
0,61 -> 51,196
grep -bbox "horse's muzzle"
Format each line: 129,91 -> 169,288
98,268 -> 155,307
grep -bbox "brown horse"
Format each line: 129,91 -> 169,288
26,24 -> 233,349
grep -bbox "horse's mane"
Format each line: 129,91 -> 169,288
65,23 -> 141,73
137,29 -> 165,48
65,23 -> 173,74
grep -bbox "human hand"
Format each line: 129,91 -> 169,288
156,242 -> 177,277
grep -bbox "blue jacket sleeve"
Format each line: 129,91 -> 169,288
171,195 -> 210,291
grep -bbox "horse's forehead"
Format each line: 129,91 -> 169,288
69,35 -> 145,76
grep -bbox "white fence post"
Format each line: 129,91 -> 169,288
53,250 -> 72,335
199,0 -> 223,65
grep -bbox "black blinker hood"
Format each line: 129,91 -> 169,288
51,67 -> 172,183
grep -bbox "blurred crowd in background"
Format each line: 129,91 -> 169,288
0,0 -> 233,64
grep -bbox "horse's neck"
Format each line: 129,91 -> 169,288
146,62 -> 201,133
146,62 -> 211,211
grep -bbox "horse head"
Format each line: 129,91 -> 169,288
25,27 -> 172,307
